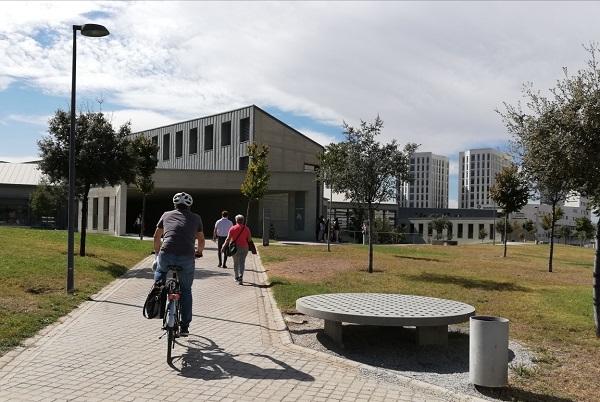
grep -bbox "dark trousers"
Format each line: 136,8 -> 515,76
217,236 -> 228,266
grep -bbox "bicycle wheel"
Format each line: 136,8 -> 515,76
167,327 -> 175,362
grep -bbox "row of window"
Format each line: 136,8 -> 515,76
152,117 -> 251,161
91,197 -> 110,231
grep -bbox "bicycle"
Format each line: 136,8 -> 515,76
160,264 -> 183,363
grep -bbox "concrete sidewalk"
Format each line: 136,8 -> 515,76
0,242 -> 480,401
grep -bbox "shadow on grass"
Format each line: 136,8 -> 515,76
405,273 -> 530,292
476,385 -> 575,402
94,263 -> 129,278
394,255 -> 442,262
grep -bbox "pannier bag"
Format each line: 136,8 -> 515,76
143,280 -> 167,319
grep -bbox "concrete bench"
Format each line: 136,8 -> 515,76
296,293 -> 475,346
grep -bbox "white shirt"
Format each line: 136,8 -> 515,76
214,217 -> 233,237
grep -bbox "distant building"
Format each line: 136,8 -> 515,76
398,152 -> 449,208
83,105 -> 324,240
458,148 -> 512,209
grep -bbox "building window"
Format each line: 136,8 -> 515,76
162,133 -> 170,160
468,224 -> 474,239
92,198 -> 99,230
189,128 -> 198,154
458,223 -> 463,238
103,197 -> 110,231
175,130 -> 183,158
418,223 -> 424,235
221,121 -> 231,146
240,117 -> 250,142
204,125 -> 213,151
239,156 -> 249,170
151,136 -> 158,159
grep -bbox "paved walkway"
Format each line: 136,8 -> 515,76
0,242 -> 481,401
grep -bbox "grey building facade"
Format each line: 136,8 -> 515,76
83,106 -> 324,241
398,152 -> 449,208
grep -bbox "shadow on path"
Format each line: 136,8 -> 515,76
169,335 -> 314,382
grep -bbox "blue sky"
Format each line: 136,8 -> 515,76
3,1 -> 600,208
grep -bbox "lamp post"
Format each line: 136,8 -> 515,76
67,23 -> 110,294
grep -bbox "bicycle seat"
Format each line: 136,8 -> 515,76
167,265 -> 184,272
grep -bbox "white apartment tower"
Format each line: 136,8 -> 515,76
458,148 -> 512,209
398,152 -> 449,208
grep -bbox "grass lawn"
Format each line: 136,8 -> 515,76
0,227 -> 150,356
259,242 -> 599,402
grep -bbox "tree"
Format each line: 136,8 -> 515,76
318,116 -> 417,273
575,216 -> 595,246
478,227 -> 488,243
30,180 -> 65,223
240,143 -> 270,223
522,219 -> 535,241
541,208 -> 564,250
129,136 -> 159,240
38,110 -> 136,256
558,225 -> 572,245
430,216 -> 451,240
495,217 -> 514,242
489,164 -> 529,257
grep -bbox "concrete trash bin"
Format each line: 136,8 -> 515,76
469,315 -> 509,387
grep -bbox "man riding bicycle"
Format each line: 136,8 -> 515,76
153,192 -> 205,337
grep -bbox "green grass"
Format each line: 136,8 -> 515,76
0,227 -> 150,355
259,242 -> 600,401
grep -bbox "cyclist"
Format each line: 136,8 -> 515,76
153,192 -> 205,337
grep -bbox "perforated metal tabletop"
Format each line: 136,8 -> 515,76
296,293 -> 475,327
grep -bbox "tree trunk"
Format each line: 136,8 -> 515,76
140,194 -> 146,241
594,221 -> 600,337
503,214 -> 508,258
79,186 -> 89,257
367,205 -> 374,273
549,202 -> 556,273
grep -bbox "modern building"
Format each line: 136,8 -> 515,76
458,148 -> 512,209
83,105 -> 324,240
398,152 -> 449,208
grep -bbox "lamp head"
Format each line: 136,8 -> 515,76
80,24 -> 110,37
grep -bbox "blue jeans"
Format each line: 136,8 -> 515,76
154,252 -> 195,327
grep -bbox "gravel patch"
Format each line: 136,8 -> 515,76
285,314 -> 537,401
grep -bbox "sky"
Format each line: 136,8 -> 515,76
1,1 -> 600,208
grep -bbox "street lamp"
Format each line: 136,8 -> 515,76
67,23 -> 110,293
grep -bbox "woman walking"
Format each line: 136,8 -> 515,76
222,214 -> 252,285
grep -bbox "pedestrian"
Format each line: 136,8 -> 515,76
333,217 -> 341,242
213,210 -> 233,268
222,214 -> 252,285
318,215 -> 326,242
153,192 -> 205,337
362,222 -> 369,245
134,214 -> 142,234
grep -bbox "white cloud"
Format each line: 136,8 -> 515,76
2,1 -> 600,159
104,109 -> 179,133
297,128 -> 338,147
7,113 -> 50,126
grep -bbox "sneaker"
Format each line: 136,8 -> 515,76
217,263 -> 222,268
238,278 -> 243,285
180,326 -> 189,337
223,264 -> 228,269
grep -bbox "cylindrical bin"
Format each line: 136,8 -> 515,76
469,316 -> 509,387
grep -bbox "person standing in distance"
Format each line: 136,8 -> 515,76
153,192 -> 205,337
213,210 -> 233,268
222,214 -> 251,285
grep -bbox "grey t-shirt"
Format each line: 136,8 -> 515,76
157,209 -> 203,257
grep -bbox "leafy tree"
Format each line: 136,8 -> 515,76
489,165 -> 530,257
430,216 -> 451,240
575,216 -> 595,246
38,110 -> 136,256
522,219 -> 535,242
541,208 -> 564,248
30,180 -> 66,224
478,227 -> 488,243
129,136 -> 159,240
495,217 -> 514,242
241,143 -> 270,223
318,116 -> 417,273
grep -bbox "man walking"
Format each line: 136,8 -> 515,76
213,210 -> 233,268
153,192 -> 205,337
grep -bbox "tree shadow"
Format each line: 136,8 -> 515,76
404,273 -> 530,292
475,385 -> 575,402
124,267 -> 230,281
94,263 -> 129,278
169,335 -> 314,382
394,255 -> 442,262
307,325 -> 515,375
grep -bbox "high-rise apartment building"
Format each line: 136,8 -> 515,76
458,148 -> 512,209
398,152 -> 449,208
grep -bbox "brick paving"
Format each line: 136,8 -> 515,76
0,241 -> 482,401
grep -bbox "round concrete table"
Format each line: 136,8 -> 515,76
296,293 -> 475,346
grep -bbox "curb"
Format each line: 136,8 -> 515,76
251,249 -> 489,402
